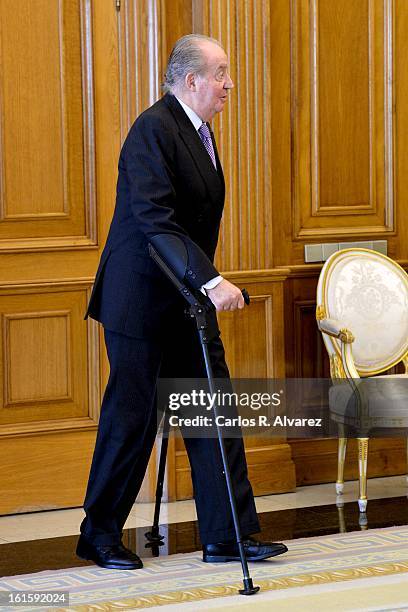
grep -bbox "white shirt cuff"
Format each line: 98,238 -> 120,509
200,275 -> 223,294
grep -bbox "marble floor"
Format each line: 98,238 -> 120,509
0,475 -> 407,544
1,475 -> 408,576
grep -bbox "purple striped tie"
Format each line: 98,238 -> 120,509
198,123 -> 217,169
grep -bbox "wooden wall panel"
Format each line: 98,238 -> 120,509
1,1 -> 65,217
317,0 -> 371,211
291,438 -> 406,488
271,0 -> 296,267
219,295 -> 274,379
273,0 -> 408,267
0,0 -> 96,249
292,0 -> 393,240
166,1 -> 193,56
0,430 -> 97,514
0,0 -> 118,515
194,0 -> 273,271
394,0 -> 408,263
6,312 -> 71,403
0,283 -> 98,430
284,273 -> 330,379
118,0 -> 166,141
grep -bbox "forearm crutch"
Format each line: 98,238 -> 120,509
146,243 -> 259,596
144,409 -> 170,551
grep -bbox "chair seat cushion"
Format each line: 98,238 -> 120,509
329,375 -> 408,428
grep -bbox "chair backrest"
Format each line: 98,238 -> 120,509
316,248 -> 408,376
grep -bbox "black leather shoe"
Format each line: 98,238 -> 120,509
202,538 -> 288,563
76,536 -> 143,570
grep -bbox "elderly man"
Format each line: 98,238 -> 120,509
77,34 -> 287,570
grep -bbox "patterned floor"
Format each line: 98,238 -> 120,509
2,526 -> 408,610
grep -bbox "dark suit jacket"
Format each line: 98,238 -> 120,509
86,93 -> 225,338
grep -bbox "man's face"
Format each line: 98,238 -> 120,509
194,41 -> 234,121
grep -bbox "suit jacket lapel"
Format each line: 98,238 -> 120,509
164,94 -> 224,205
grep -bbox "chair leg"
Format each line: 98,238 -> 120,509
357,437 -> 369,513
336,437 -> 348,494
406,438 -> 408,486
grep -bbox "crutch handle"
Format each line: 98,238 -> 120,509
241,289 -> 250,305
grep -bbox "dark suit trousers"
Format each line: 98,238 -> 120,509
80,313 -> 260,546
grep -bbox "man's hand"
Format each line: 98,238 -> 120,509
206,279 -> 245,311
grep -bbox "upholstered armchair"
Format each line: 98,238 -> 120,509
316,248 -> 408,516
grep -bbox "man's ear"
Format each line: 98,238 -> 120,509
185,72 -> 196,91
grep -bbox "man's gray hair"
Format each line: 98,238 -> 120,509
163,34 -> 224,94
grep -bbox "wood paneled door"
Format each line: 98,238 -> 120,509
0,0 -> 117,514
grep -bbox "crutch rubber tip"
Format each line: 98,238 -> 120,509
239,578 -> 260,595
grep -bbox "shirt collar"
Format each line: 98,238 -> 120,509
175,97 -> 204,131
